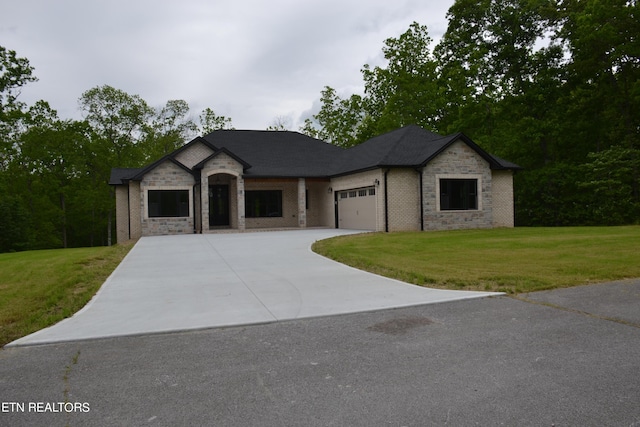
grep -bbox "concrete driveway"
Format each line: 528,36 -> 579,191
8,229 -> 500,347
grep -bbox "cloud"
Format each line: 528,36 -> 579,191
1,0 -> 453,130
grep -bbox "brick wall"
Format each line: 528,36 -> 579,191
115,186 -> 129,243
491,170 -> 515,227
387,169 -> 421,231
174,140 -> 215,169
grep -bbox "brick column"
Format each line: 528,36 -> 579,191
298,178 -> 307,228
237,177 -> 245,231
201,176 -> 209,232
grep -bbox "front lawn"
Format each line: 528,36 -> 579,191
0,243 -> 133,347
312,226 -> 640,294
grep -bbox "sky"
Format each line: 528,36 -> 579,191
1,0 -> 454,131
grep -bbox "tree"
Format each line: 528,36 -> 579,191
556,0 -> 640,152
199,108 -> 234,134
78,85 -> 154,246
0,46 -> 38,169
267,115 -> 291,131
303,23 -> 442,147
78,85 -> 153,167
143,99 -> 198,159
360,22 -> 444,138
302,87 -> 365,147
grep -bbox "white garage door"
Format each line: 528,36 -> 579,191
337,187 -> 377,230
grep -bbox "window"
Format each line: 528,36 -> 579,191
148,190 -> 189,217
369,188 -> 376,196
358,189 -> 367,197
245,190 -> 282,217
340,192 -> 348,199
440,179 -> 477,210
349,191 -> 357,198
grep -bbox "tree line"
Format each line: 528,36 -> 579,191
1,0 -> 638,252
0,46 -> 234,252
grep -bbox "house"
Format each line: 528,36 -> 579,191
109,125 -> 520,242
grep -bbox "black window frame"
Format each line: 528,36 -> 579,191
245,190 -> 283,218
440,179 -> 478,211
148,190 -> 190,218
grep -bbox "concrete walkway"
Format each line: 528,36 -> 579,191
8,229 -> 501,347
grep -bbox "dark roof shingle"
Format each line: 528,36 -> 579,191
110,126 -> 521,184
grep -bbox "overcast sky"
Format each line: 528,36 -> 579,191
1,0 -> 454,131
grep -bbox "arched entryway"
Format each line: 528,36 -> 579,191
208,173 -> 237,229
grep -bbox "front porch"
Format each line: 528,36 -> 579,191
199,174 -> 333,233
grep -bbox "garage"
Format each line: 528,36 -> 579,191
337,187 -> 377,230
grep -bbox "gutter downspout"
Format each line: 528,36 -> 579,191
416,168 -> 424,231
127,183 -> 131,240
384,169 -> 390,232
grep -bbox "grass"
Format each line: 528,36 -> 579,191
312,226 -> 640,294
0,243 -> 133,347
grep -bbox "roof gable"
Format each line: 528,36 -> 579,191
193,147 -> 252,170
331,125 -> 520,176
130,157 -> 194,181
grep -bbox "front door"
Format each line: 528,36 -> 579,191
209,185 -> 230,226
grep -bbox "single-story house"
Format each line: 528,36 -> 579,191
109,125 -> 520,242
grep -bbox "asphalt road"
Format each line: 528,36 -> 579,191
1,280 -> 639,426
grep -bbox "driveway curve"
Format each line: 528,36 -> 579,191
9,229 -> 500,346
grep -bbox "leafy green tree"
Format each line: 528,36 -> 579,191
78,85 -> 155,246
556,0 -> 640,152
302,23 -> 443,147
143,99 -> 198,159
78,85 -> 153,167
199,108 -> 234,134
360,22 -> 444,138
0,46 -> 38,169
578,146 -> 640,224
301,87 -> 365,147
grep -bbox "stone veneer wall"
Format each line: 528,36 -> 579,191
422,140 -> 493,230
140,160 -> 195,236
491,170 -> 515,227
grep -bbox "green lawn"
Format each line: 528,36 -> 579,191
312,226 -> 640,294
0,243 -> 133,347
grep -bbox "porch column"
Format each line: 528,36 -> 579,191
298,178 -> 307,228
201,175 -> 209,232
237,177 -> 245,231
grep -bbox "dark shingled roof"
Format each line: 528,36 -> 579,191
202,130 -> 344,177
110,126 -> 520,184
109,167 -> 143,185
332,125 -> 520,176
